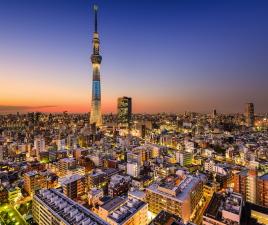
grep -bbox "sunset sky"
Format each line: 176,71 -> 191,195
0,0 -> 267,114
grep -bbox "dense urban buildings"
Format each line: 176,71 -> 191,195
1,106 -> 268,225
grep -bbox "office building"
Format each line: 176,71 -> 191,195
33,188 -> 108,225
117,97 -> 132,128
90,5 -> 102,126
212,109 -> 217,118
146,175 -> 203,223
245,103 -> 254,127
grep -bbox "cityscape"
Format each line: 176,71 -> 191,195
0,1 -> 268,225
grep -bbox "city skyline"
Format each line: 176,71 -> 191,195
1,0 -> 268,114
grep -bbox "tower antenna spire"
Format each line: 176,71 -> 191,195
94,4 -> 98,33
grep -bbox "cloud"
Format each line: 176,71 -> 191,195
0,105 -> 57,112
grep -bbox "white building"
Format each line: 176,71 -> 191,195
34,136 -> 45,157
127,162 -> 140,178
204,160 -> 228,176
57,139 -> 66,150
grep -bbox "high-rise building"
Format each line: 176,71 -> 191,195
90,5 -> 102,127
33,189 -> 108,225
117,97 -> 132,128
245,103 -> 254,127
212,109 -> 217,118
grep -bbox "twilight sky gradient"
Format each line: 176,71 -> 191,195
0,0 -> 267,114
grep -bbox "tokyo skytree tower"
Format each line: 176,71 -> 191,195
90,5 -> 102,126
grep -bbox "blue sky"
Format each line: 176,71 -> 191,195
0,0 -> 267,113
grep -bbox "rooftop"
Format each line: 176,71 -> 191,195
24,170 -> 38,177
34,189 -> 108,225
204,191 -> 243,224
100,196 -> 126,211
149,210 -> 196,225
60,158 -> 76,163
61,174 -> 84,186
147,175 -> 201,202
107,197 -> 147,224
109,175 -> 131,187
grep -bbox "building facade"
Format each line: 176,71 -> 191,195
117,97 -> 132,128
146,175 -> 203,223
24,171 -> 46,196
257,174 -> 268,207
61,174 -> 85,200
245,103 -> 254,127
